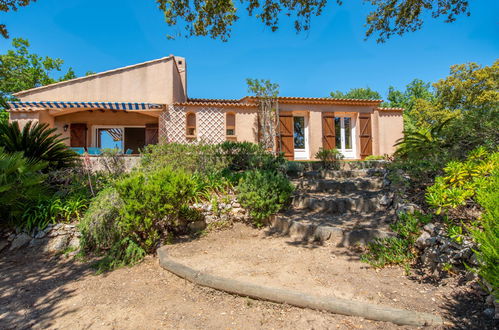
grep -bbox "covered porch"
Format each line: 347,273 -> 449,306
8,101 -> 164,154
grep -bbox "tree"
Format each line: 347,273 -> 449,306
247,78 -> 279,152
156,0 -> 470,43
0,0 -> 37,38
330,87 -> 381,100
0,38 -> 77,122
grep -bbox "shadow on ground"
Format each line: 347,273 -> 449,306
0,250 -> 92,328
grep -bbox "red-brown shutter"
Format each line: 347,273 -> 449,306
359,114 -> 373,159
70,123 -> 87,148
145,123 -> 159,145
278,111 -> 294,160
322,112 -> 336,150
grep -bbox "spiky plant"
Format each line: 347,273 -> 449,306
0,121 -> 78,170
0,147 -> 47,222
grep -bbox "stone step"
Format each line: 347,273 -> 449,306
292,192 -> 385,214
270,211 -> 395,246
303,168 -> 385,180
294,178 -> 383,194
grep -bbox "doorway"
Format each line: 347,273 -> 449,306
334,116 -> 356,159
293,115 -> 309,160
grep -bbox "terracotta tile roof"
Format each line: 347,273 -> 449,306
179,96 -> 383,107
376,107 -> 404,111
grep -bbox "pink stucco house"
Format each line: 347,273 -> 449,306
8,56 -> 403,160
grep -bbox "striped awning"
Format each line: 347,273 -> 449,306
8,101 -> 164,111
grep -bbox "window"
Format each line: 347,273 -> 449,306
226,112 -> 236,138
186,112 -> 196,137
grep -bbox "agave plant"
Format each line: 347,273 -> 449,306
0,121 -> 78,170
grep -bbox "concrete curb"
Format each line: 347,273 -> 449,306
157,247 -> 444,327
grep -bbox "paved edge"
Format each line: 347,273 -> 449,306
157,247 -> 444,327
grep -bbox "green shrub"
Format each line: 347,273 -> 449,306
0,147 -> 47,224
80,168 -> 203,271
315,148 -> 343,169
364,155 -> 384,161
218,141 -> 286,173
470,167 -> 498,297
361,212 -> 431,269
115,167 -> 199,252
0,121 -> 78,170
237,170 -> 294,226
426,147 -> 498,215
141,143 -> 226,174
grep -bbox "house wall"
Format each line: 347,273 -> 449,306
14,57 -> 182,104
376,110 -> 404,155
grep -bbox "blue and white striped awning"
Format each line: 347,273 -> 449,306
8,101 -> 164,111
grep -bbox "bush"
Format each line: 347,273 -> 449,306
237,170 -> 294,226
141,143 -> 226,174
80,168 -> 203,271
217,141 -> 286,173
0,121 -> 78,170
315,148 -> 343,169
426,147 -> 498,216
0,147 -> 47,224
361,212 -> 431,269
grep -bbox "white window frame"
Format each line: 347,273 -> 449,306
293,113 -> 309,160
334,115 -> 357,159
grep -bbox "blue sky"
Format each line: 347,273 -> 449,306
1,0 -> 497,100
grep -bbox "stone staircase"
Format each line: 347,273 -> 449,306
271,164 -> 396,246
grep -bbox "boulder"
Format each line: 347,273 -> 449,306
415,231 -> 431,250
67,236 -> 80,250
0,239 -> 9,252
9,233 -> 32,251
188,221 -> 207,232
43,235 -> 70,253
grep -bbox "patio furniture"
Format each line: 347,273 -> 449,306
70,147 -> 86,155
125,148 -> 133,155
87,147 -> 102,156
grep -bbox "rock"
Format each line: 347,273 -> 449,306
232,208 -> 245,215
232,203 -> 241,208
43,235 -> 70,253
486,295 -> 495,306
35,229 -> 48,239
397,203 -> 419,215
0,239 -> 9,252
67,237 -> 80,250
378,194 -> 393,207
415,231 -> 431,250
423,223 -> 435,234
9,233 -> 32,250
188,221 -> 207,232
29,238 -> 49,248
483,308 -> 495,318
7,234 -> 15,242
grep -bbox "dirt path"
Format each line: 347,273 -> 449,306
0,224 -> 494,329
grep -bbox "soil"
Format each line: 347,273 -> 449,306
1,223 -> 496,329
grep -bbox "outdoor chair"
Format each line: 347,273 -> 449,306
87,147 -> 102,156
125,148 -> 133,154
70,147 -> 86,155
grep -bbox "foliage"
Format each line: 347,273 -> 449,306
364,155 -> 384,161
98,148 -> 127,178
470,168 -> 499,297
330,87 -> 381,100
141,142 -> 226,174
1,2 -> 37,38
237,170 -> 294,226
361,212 -> 431,268
246,78 -> 279,151
0,120 -> 78,170
218,141 -> 286,173
155,0 -> 469,43
0,147 -> 46,223
21,195 -> 88,231
0,38 -> 76,111
426,147 -> 498,216
315,148 -> 344,169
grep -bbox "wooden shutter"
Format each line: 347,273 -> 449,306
70,123 -> 87,148
145,123 -> 159,145
278,111 -> 294,160
322,112 -> 336,150
359,114 -> 373,159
